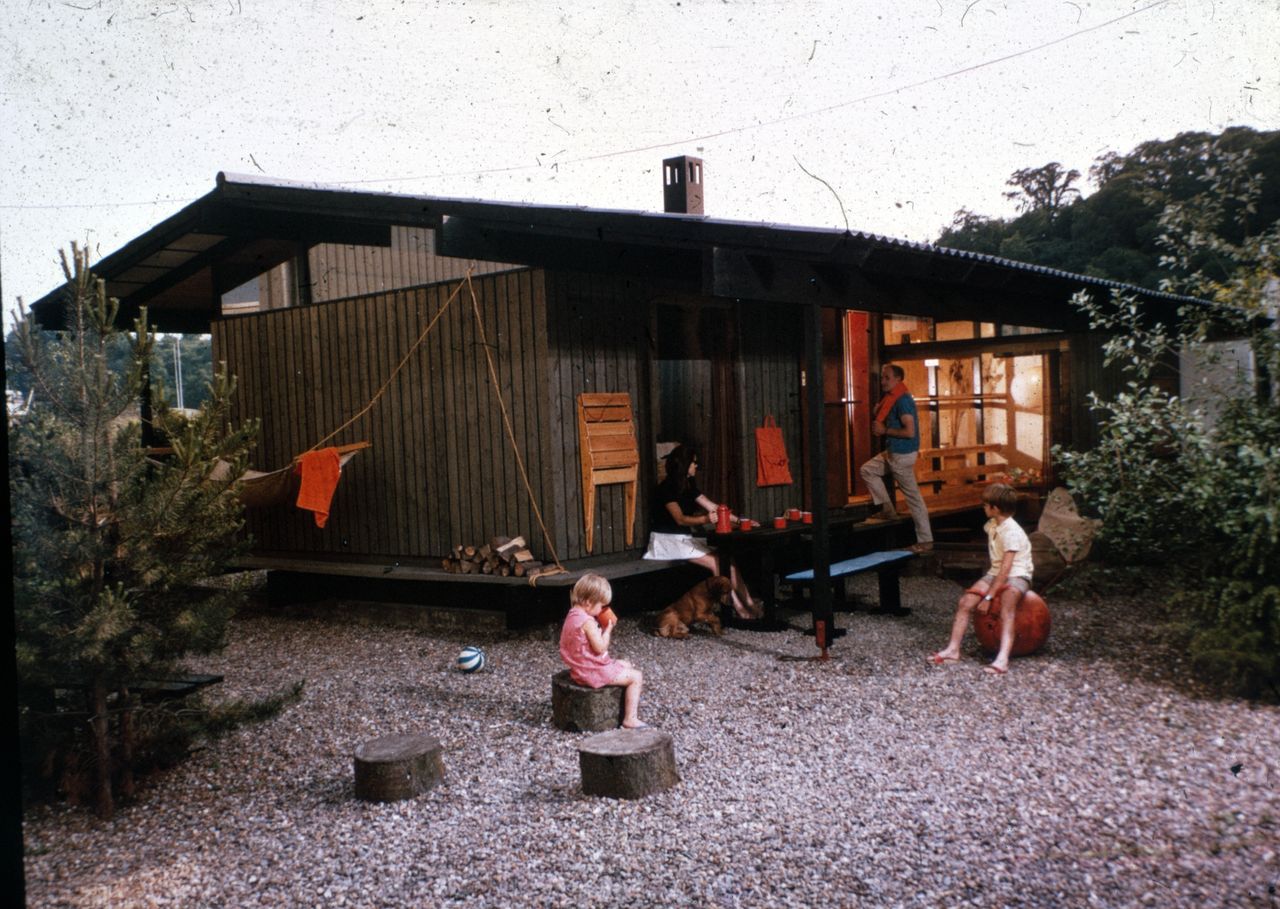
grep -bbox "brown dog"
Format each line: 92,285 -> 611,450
655,577 -> 734,638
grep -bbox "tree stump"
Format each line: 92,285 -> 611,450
353,733 -> 444,802
551,669 -> 624,732
578,728 -> 680,799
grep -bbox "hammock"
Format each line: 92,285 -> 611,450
211,441 -> 370,508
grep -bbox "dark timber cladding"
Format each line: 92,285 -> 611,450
544,270 -> 652,560
732,299 -> 804,521
215,269 -> 555,563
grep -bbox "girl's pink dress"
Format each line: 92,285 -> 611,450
559,606 -> 623,688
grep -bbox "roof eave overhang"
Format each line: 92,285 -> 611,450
28,172 -> 1205,334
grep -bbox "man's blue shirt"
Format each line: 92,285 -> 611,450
886,393 -> 920,454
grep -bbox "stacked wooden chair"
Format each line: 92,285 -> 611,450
577,393 -> 639,553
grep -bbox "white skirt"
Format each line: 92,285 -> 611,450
643,532 -> 713,561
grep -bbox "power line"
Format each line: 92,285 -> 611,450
0,0 -> 1173,209
338,0 -> 1174,185
0,197 -> 195,211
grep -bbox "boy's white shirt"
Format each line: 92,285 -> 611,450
985,515 -> 1035,580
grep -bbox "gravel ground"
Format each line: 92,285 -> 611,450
22,575 -> 1280,908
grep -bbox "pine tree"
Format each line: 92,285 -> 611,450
10,244 -> 258,817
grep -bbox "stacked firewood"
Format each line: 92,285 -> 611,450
441,535 -> 545,577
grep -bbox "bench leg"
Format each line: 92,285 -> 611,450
870,566 -> 910,616
832,575 -> 850,612
878,567 -> 900,611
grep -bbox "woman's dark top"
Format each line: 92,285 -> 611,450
650,478 -> 704,533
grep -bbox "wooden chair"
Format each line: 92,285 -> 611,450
577,392 -> 639,553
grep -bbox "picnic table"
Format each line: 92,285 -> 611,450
706,506 -> 907,631
706,522 -> 806,630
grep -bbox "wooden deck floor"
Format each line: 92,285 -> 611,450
236,499 -> 990,632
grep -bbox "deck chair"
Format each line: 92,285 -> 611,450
577,393 -> 639,553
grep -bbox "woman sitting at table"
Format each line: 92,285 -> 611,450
643,444 -> 761,619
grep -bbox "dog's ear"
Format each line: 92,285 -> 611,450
710,576 -> 732,597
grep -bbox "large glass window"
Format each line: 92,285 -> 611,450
904,352 -> 1049,490
883,315 -> 1051,345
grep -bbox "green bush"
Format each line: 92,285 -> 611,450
1057,143 -> 1280,700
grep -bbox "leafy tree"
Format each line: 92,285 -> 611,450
6,329 -> 212,410
1003,162 -> 1081,217
10,245 -> 257,817
1057,149 -> 1280,699
938,127 -> 1280,289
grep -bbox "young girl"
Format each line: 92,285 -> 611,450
559,573 -> 647,729
928,483 -> 1034,675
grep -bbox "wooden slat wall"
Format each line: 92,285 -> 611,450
309,227 -> 516,302
543,270 -> 651,560
1066,330 -> 1125,453
733,299 -> 805,521
251,227 -> 517,311
215,269 -> 553,562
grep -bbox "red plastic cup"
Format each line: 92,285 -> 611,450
773,516 -> 786,529
802,511 -> 813,524
740,519 -> 753,531
787,508 -> 801,521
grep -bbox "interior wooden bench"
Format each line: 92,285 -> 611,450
914,444 -> 1010,511
784,550 -> 916,615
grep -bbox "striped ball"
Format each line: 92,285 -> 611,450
456,646 -> 486,673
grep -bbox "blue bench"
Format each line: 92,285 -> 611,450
785,550 -> 916,616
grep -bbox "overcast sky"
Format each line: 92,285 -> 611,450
2,0 -> 1277,324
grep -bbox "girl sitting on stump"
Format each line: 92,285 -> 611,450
559,573 -> 647,728
928,483 -> 1034,675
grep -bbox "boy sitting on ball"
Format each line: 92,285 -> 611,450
927,483 -> 1033,675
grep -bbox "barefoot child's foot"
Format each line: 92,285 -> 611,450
983,664 -> 1008,675
927,651 -> 960,665
621,720 -> 650,729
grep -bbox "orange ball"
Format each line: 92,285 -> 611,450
597,607 -> 617,628
973,590 -> 1051,657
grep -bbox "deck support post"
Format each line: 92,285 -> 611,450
804,302 -> 833,645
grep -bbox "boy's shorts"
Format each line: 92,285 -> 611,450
980,575 -> 1031,595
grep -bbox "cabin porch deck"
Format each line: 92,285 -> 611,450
235,496 -> 999,632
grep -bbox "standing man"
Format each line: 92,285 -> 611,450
859,363 -> 933,552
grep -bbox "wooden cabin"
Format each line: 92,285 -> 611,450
30,165 -> 1196,621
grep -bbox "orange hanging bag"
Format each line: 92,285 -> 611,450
755,414 -> 793,487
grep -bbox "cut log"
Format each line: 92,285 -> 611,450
513,549 -> 534,563
495,536 -> 526,557
490,535 -> 512,550
463,545 -> 477,559
551,670 -> 624,732
353,733 -> 444,802
513,560 -> 543,578
578,728 -> 679,799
